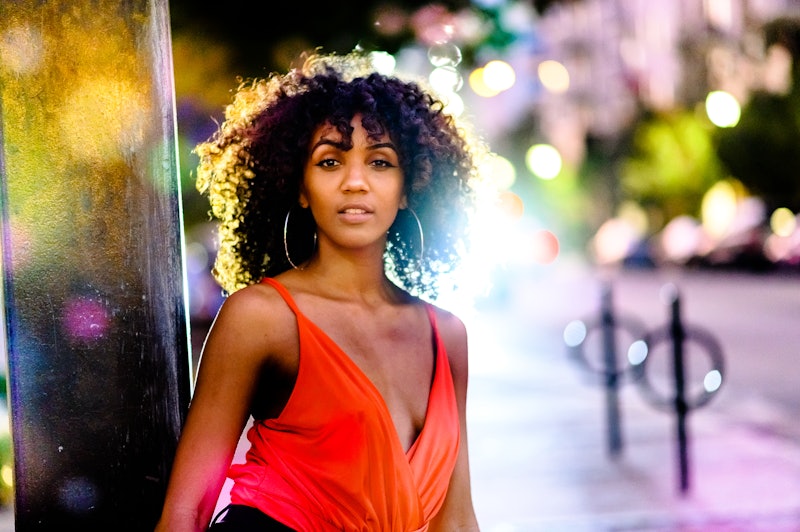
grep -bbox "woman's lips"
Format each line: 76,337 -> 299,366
338,206 -> 373,223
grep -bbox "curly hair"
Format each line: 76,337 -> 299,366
195,51 -> 486,298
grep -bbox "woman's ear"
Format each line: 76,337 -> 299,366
399,194 -> 408,210
299,189 -> 309,209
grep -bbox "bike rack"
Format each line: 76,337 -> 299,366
630,283 -> 725,495
563,281 -> 647,458
564,281 -> 725,495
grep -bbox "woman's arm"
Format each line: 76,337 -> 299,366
155,285 -> 295,532
430,309 -> 480,531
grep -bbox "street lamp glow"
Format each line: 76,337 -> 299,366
525,143 -> 562,180
705,90 -> 740,127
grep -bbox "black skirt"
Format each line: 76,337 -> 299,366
208,504 -> 296,531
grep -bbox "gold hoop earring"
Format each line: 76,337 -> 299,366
406,207 -> 424,263
284,208 -> 316,270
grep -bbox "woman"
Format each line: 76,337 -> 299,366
156,50 -> 485,531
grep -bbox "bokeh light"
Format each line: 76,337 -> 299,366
704,369 -> 723,393
591,217 -> 641,264
468,66 -> 500,97
441,91 -> 464,117
482,59 -> 516,93
537,59 -> 570,94
480,153 -> 516,190
429,65 -> 464,94
530,229 -> 559,264
563,319 -> 587,347
705,90 -> 741,128
659,215 -> 702,263
701,179 -> 739,239
369,51 -> 396,75
627,340 -> 648,365
372,5 -> 408,37
495,190 -> 524,222
0,465 -> 11,489
427,42 -> 462,67
525,143 -> 562,180
770,207 -> 796,237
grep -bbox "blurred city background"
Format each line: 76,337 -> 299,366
2,0 -> 800,529
164,0 -> 800,529
170,0 -> 800,353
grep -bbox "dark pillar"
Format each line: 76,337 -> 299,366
0,1 -> 192,529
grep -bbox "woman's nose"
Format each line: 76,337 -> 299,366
341,164 -> 368,192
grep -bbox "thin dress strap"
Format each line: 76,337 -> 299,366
260,277 -> 301,314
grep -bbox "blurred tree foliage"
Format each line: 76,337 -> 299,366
619,109 -> 725,231
612,15 -> 800,235
715,16 -> 800,213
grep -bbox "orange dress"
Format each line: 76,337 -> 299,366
227,278 -> 460,531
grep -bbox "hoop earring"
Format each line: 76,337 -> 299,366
284,208 -> 316,270
406,207 -> 424,263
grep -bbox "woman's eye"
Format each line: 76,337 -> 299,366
371,159 -> 396,168
316,158 -> 339,168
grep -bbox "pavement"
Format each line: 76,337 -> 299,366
464,260 -> 800,531
1,261 -> 799,530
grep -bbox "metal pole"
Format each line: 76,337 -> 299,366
0,1 -> 192,529
666,285 -> 690,495
600,283 -> 623,457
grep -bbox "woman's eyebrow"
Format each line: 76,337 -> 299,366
368,142 -> 397,152
309,138 -> 348,152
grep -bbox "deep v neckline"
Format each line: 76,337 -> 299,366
264,278 -> 438,456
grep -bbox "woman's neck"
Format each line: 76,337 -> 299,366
295,247 -> 403,305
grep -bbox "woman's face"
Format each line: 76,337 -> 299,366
300,114 -> 406,253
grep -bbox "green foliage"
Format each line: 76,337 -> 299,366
716,16 -> 800,213
715,91 -> 800,212
619,109 -> 725,229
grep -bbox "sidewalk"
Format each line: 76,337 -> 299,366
0,265 -> 798,531
465,264 -> 800,531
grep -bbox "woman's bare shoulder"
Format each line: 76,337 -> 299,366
429,304 -> 468,365
208,280 -> 297,350
429,304 -> 467,339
